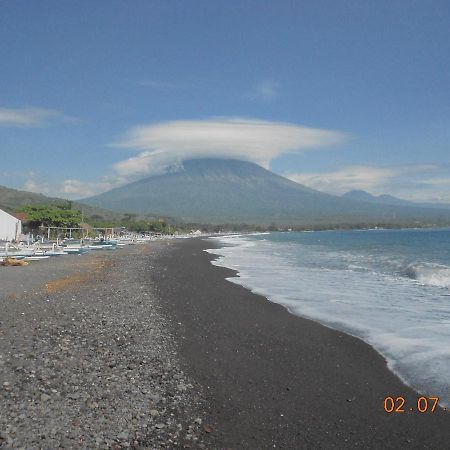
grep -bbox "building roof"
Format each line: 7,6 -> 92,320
12,212 -> 28,221
0,208 -> 22,222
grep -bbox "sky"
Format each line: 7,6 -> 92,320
1,0 -> 450,202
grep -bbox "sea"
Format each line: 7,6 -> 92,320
206,229 -> 450,407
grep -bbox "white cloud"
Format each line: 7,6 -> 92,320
286,164 -> 450,203
60,178 -> 117,198
0,107 -> 79,127
113,118 -> 347,179
23,178 -> 50,195
287,166 -> 403,193
20,174 -> 115,200
44,118 -> 345,199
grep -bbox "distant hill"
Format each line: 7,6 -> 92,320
0,185 -> 125,221
0,185 -> 62,213
342,189 -> 450,210
83,158 -> 450,227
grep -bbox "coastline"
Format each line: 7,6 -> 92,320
154,238 -> 450,449
1,238 -> 449,448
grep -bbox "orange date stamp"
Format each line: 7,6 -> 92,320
383,396 -> 445,413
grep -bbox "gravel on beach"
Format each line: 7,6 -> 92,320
1,238 -> 450,449
0,243 -> 209,449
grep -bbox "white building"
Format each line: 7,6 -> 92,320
0,208 -> 22,242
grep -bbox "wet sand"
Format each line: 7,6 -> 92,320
153,238 -> 450,449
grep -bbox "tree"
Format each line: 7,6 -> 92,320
21,204 -> 82,229
123,213 -> 137,222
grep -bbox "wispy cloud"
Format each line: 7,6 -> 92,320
46,117 -> 345,199
287,166 -> 406,193
249,79 -> 279,102
60,178 -> 117,198
286,164 -> 450,203
0,107 -> 79,127
20,174 -> 119,199
23,178 -> 50,195
112,117 -> 347,179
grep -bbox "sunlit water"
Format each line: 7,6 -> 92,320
207,229 -> 450,406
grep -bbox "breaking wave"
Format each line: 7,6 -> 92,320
401,263 -> 450,288
207,230 -> 450,407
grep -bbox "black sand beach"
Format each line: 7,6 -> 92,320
1,238 -> 449,449
154,238 -> 450,449
0,244 -> 209,449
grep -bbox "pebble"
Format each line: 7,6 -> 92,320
117,431 -> 129,440
0,246 -> 208,449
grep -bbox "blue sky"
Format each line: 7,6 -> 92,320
1,0 -> 450,201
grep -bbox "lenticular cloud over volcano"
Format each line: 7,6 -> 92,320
113,118 -> 347,179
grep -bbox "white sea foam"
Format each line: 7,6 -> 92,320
206,233 -> 450,406
406,263 -> 450,288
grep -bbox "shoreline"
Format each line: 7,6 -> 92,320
206,232 -> 450,409
154,238 -> 450,448
1,238 -> 449,448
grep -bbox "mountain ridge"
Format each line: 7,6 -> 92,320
0,184 -> 126,222
342,189 -> 450,210
83,158 -> 450,226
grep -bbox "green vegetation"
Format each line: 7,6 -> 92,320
20,201 -> 175,234
1,185 -> 178,233
21,202 -> 82,229
0,184 -> 135,223
87,217 -> 174,233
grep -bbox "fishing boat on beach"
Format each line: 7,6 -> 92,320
0,243 -> 33,259
86,238 -> 118,250
62,239 -> 91,255
23,255 -> 51,261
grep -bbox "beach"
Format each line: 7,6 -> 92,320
1,238 -> 449,449
155,238 -> 450,449
0,243 -> 210,449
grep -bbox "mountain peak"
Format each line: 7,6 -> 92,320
83,158 -> 450,225
341,190 -> 376,201
342,189 -> 414,207
145,158 -> 272,180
